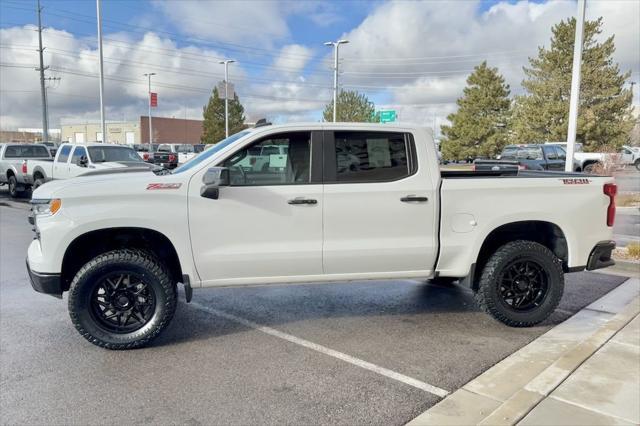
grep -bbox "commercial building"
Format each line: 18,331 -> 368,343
61,116 -> 203,145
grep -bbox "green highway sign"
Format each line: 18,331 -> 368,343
379,110 -> 397,123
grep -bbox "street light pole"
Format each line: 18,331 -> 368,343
219,60 -> 235,138
144,73 -> 156,149
96,0 -> 106,143
36,0 -> 49,143
324,39 -> 348,122
565,0 -> 586,172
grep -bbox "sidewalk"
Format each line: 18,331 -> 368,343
408,277 -> 640,426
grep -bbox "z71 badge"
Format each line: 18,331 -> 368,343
560,178 -> 591,185
146,183 -> 182,190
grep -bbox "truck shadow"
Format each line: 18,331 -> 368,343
153,272 -> 628,348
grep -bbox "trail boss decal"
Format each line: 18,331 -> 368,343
146,183 -> 182,190
560,178 -> 591,185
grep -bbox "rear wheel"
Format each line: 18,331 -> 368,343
475,240 -> 563,327
7,175 -> 22,198
68,249 -> 177,349
635,159 -> 640,171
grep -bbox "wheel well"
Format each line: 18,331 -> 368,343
61,228 -> 183,292
472,221 -> 568,289
583,160 -> 602,168
6,169 -> 15,178
33,170 -> 44,180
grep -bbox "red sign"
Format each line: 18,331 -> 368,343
150,92 -> 158,107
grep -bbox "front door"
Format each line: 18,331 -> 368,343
543,145 -> 564,170
68,146 -> 88,177
189,131 -> 324,285
322,130 -> 439,277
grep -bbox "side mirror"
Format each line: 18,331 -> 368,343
200,167 -> 229,199
79,156 -> 89,167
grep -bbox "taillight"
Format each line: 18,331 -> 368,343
471,164 -> 476,171
168,154 -> 176,163
518,164 -> 527,170
21,160 -> 27,174
143,152 -> 149,161
603,183 -> 617,227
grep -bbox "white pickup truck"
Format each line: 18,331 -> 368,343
26,143 -> 156,187
26,123 -> 618,349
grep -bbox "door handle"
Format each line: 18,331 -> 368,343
401,195 -> 428,203
288,197 -> 318,205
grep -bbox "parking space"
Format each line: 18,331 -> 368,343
0,203 -> 629,424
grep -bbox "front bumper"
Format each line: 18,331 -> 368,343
586,241 -> 616,271
26,258 -> 63,298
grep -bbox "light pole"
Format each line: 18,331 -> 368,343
219,59 -> 235,138
324,39 -> 348,122
144,73 -> 156,149
565,0 -> 586,172
96,0 -> 106,143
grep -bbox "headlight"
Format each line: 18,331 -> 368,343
31,198 -> 62,217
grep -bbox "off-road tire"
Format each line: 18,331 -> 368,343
68,249 -> 177,349
8,175 -> 22,198
474,240 -> 564,327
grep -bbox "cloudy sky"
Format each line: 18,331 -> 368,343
0,0 -> 638,136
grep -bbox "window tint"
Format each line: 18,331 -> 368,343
71,146 -> 87,165
222,132 -> 311,186
158,145 -> 172,152
333,131 -> 409,182
56,145 -> 72,162
4,145 -> 50,158
516,147 -> 542,160
543,146 -> 558,160
556,146 -> 566,160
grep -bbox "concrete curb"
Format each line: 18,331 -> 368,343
407,278 -> 640,426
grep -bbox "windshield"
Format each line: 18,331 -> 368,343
88,146 -> 143,163
172,130 -> 252,174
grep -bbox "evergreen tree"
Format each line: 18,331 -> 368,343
201,86 -> 246,144
512,17 -> 633,150
323,90 -> 378,122
440,62 -> 511,160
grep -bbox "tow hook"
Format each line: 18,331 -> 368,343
181,274 -> 193,303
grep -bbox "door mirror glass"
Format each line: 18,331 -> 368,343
201,167 -> 229,199
79,156 -> 89,167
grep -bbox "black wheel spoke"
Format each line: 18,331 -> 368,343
498,259 -> 549,312
90,272 -> 156,334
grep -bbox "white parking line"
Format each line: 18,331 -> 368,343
190,301 -> 450,398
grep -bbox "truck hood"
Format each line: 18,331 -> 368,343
31,169 -> 182,200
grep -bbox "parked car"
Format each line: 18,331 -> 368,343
25,143 -> 156,187
474,144 -> 579,172
545,142 -> 609,173
26,123 -> 617,349
193,144 -> 206,154
41,141 -> 59,156
0,143 -> 52,197
156,143 -> 197,165
619,145 -> 640,170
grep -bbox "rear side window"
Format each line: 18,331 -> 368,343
4,145 -> 50,158
332,131 -> 410,182
56,145 -> 72,162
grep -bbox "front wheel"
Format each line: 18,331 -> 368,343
68,249 -> 177,349
635,160 -> 640,171
474,240 -> 564,327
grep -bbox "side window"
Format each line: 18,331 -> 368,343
222,132 -> 311,186
71,146 -> 87,165
543,146 -> 558,160
56,145 -> 72,163
556,146 -> 566,160
333,131 -> 409,182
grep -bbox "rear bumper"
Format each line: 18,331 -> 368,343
26,258 -> 63,298
586,240 -> 616,271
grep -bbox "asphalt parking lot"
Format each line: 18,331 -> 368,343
0,194 -> 631,425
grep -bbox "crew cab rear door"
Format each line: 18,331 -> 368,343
321,130 -> 439,276
189,130 -> 324,284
